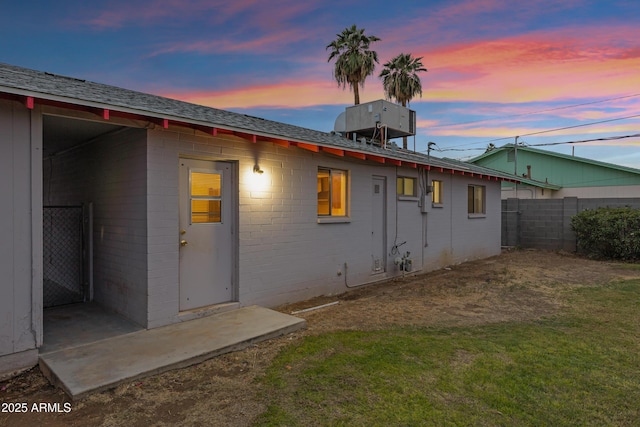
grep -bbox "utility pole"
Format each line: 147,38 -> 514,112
514,136 -> 519,198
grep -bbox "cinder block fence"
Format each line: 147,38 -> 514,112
501,197 -> 640,251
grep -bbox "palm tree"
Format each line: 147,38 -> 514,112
380,53 -> 427,148
326,25 -> 380,105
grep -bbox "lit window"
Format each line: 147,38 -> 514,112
467,185 -> 485,214
396,177 -> 416,197
190,172 -> 222,223
432,180 -> 443,204
317,168 -> 348,216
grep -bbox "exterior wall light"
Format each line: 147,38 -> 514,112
253,165 -> 264,174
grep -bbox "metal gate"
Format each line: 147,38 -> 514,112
43,206 -> 85,308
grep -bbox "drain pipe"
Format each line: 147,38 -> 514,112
344,262 -> 395,288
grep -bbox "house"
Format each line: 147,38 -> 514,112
469,144 -> 640,199
469,144 -> 640,250
0,63 -> 515,378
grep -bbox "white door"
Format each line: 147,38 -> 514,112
179,159 -> 234,311
371,176 -> 386,273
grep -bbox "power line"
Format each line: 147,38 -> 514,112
430,93 -> 640,129
435,132 -> 640,153
481,113 -> 640,143
531,133 -> 640,147
442,113 -> 640,150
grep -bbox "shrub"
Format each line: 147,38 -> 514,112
571,207 -> 640,260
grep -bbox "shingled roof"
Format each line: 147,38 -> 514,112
0,62 -> 517,182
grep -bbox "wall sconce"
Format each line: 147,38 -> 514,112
248,163 -> 268,193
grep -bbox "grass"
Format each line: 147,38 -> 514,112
255,280 -> 640,426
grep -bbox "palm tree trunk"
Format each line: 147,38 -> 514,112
353,84 -> 360,105
401,100 -> 407,149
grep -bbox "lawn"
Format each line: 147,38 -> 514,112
2,251 -> 638,426
256,280 -> 640,426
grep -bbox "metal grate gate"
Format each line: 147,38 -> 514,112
43,206 -> 84,308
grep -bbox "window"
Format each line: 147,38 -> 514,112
396,177 -> 417,197
467,185 -> 486,215
431,180 -> 443,204
190,171 -> 222,223
317,168 -> 347,216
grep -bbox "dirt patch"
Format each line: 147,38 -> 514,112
1,250 -> 636,426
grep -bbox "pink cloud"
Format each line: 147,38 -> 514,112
161,78 -> 384,109
149,27 -> 311,55
411,24 -> 640,105
76,0 -> 320,30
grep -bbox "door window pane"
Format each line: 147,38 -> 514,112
190,171 -> 222,223
191,172 -> 221,197
191,200 -> 221,223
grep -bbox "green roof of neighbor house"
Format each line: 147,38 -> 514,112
469,144 -> 640,189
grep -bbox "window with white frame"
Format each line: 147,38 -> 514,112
431,180 -> 443,204
467,185 -> 486,214
317,168 -> 348,216
396,176 -> 417,197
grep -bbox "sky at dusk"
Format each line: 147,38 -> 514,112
2,0 -> 639,167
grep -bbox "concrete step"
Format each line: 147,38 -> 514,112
39,306 -> 306,400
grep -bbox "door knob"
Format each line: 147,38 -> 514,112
180,240 -> 188,247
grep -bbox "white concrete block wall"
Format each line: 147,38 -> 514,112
146,127 -> 502,320
43,126 -> 149,327
0,100 -> 39,377
423,172 -> 501,269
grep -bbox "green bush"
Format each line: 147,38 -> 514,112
571,207 -> 640,260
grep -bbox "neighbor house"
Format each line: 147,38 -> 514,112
469,144 -> 640,199
0,63 -> 516,378
469,144 -> 640,250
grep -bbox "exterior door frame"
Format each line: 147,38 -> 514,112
178,156 -> 239,310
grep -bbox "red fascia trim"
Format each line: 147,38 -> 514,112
294,142 -> 319,152
367,154 -> 385,164
26,96 -> 34,109
387,158 -> 402,166
259,136 -> 289,147
233,131 -> 257,143
345,151 -> 366,160
192,124 -> 217,135
102,109 -> 110,120
403,161 -> 417,168
271,139 -> 290,148
148,118 -> 171,129
321,147 -> 344,156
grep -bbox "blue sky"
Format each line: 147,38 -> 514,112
2,0 -> 639,167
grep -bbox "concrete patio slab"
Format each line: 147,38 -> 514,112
42,302 -> 143,354
39,305 -> 306,400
